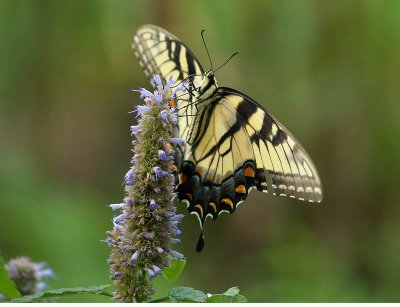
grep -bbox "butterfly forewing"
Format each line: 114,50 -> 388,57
133,25 -> 204,84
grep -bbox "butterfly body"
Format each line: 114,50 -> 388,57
133,25 -> 323,250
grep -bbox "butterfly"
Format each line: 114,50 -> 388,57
132,25 -> 323,251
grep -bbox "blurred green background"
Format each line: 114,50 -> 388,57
1,0 -> 399,302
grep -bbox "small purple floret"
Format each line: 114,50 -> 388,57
136,105 -> 151,117
109,203 -> 124,211
152,166 -> 169,180
169,137 -> 186,147
158,150 -> 170,162
149,199 -> 157,211
129,250 -> 140,265
171,250 -> 185,260
130,125 -> 141,135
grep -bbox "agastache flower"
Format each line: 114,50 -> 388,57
4,257 -> 54,296
107,75 -> 186,303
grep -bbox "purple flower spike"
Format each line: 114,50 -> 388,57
129,250 -> 140,265
158,150 -> 170,162
108,74 -> 185,302
149,199 -> 157,211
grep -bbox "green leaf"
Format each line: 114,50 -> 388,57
0,254 -> 22,300
168,287 -> 207,302
11,285 -> 112,303
223,286 -> 240,296
205,286 -> 247,303
205,294 -> 247,303
162,258 -> 186,282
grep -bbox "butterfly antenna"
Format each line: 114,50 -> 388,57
214,51 -> 239,73
201,29 -> 213,70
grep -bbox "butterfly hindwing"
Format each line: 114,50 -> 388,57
176,87 -> 323,226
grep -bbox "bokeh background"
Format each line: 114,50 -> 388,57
1,0 -> 399,302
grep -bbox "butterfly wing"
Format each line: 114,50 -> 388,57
177,87 -> 323,227
133,25 -> 204,84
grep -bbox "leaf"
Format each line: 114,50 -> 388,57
10,285 -> 112,303
223,286 -> 240,296
167,287 -> 207,303
0,254 -> 21,300
162,258 -> 186,282
205,294 -> 247,303
205,286 -> 247,303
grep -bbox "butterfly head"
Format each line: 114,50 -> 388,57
185,70 -> 218,100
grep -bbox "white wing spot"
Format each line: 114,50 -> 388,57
305,187 -> 313,193
314,187 -> 322,195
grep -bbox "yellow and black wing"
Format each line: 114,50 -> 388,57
177,87 -> 323,230
132,25 -> 204,84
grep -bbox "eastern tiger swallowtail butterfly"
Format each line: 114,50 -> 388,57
132,25 -> 323,252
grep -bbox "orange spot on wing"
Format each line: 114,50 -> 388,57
221,198 -> 234,208
194,204 -> 203,217
179,173 -> 187,183
170,99 -> 176,108
235,184 -> 246,194
244,167 -> 255,177
209,202 -> 217,213
184,192 -> 192,201
166,143 -> 173,150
